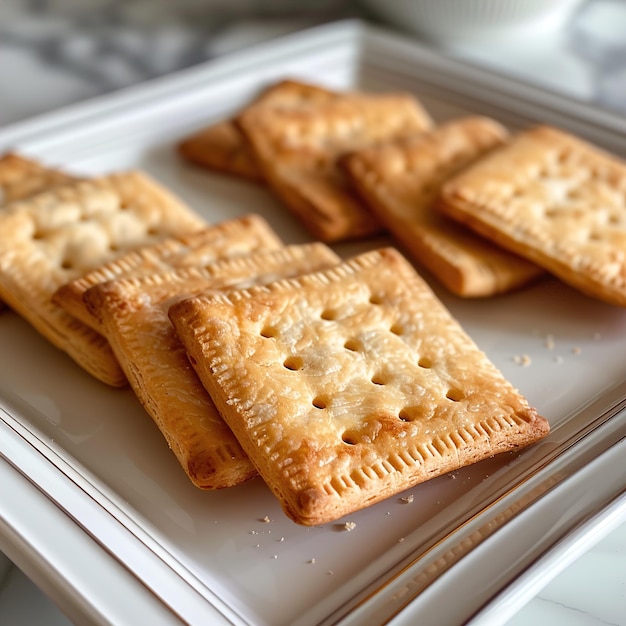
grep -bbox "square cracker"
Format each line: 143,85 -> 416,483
178,79 -> 338,181
0,153 -> 77,310
237,92 -> 433,242
343,117 -> 543,297
85,243 -> 340,489
53,214 -> 282,332
0,171 -> 207,386
439,125 -> 626,307
168,247 -> 549,525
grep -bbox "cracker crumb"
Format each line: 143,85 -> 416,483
572,346 -> 581,355
344,521 -> 357,531
261,515 -> 271,523
327,570 -> 334,576
512,354 -> 531,366
278,536 -> 285,542
308,558 -> 316,565
400,494 -> 414,504
398,537 -> 405,543
249,530 -> 258,535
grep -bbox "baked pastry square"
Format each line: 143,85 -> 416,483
53,214 -> 282,332
0,153 -> 77,310
169,247 -> 549,525
237,92 -> 433,242
343,117 -> 543,297
0,171 -> 207,386
178,79 -> 338,181
439,125 -> 626,307
85,243 -> 340,489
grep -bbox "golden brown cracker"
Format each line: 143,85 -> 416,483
343,117 -> 543,296
0,153 -> 78,311
86,243 -> 340,489
439,125 -> 626,307
237,92 -> 434,242
179,79 -> 338,181
0,171 -> 206,386
53,214 -> 282,332
169,247 -> 549,525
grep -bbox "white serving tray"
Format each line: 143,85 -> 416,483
1,20 -> 625,626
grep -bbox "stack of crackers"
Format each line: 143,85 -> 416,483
12,73 -> 625,526
182,79 -> 626,308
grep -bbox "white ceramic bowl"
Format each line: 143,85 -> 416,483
361,0 -> 585,45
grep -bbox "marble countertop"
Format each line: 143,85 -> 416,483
0,1 -> 625,625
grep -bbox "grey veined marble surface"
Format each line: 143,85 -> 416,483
0,0 -> 363,126
1,0 -> 625,129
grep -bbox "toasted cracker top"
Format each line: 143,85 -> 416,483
439,125 -> 626,306
237,92 -> 434,242
53,214 -> 282,331
169,247 -> 548,524
343,116 -> 542,296
0,170 -> 206,287
178,79 -> 339,180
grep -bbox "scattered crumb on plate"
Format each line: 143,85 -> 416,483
512,354 -> 532,366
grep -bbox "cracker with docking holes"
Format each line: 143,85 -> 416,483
0,171 -> 207,386
168,247 -> 549,525
343,117 -> 543,297
0,153 -> 78,310
179,79 -> 339,181
53,214 -> 282,332
85,243 -> 340,489
237,93 -> 433,242
439,125 -> 626,307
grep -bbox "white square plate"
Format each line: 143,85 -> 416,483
1,20 -> 625,626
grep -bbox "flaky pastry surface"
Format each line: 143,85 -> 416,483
87,243 -> 339,488
179,79 -> 339,181
439,125 -> 626,307
344,117 -> 543,296
0,153 -> 77,310
169,247 -> 549,525
54,214 -> 282,331
238,93 -> 433,242
0,171 -> 206,385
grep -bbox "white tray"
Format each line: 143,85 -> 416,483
1,20 -> 625,626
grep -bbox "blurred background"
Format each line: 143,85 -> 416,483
0,0 -> 625,128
